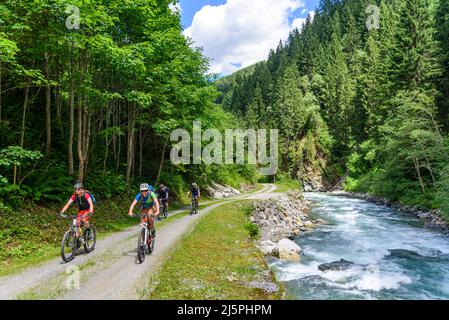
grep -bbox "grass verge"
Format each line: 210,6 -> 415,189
273,179 -> 302,193
147,200 -> 283,300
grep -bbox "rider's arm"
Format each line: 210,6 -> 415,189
151,192 -> 160,216
61,198 -> 74,214
129,199 -> 138,216
87,196 -> 94,214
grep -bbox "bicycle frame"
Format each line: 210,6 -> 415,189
66,213 -> 90,235
134,213 -> 153,242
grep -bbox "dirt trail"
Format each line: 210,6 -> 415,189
0,184 -> 276,300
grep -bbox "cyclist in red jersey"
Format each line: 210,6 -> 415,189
60,182 -> 94,236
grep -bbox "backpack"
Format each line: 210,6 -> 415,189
86,191 -> 97,206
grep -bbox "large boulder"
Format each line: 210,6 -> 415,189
273,239 -> 302,262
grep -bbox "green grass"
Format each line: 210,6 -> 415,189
147,200 -> 283,300
273,179 -> 302,193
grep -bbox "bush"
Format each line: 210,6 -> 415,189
244,221 -> 260,239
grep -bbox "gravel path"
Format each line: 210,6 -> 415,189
0,184 -> 275,300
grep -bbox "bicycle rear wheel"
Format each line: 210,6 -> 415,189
137,227 -> 146,264
83,227 -> 96,253
61,230 -> 77,263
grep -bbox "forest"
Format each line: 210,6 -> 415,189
0,0 -> 257,209
216,0 -> 449,217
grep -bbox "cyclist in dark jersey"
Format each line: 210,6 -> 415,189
188,182 -> 200,204
157,184 -> 169,219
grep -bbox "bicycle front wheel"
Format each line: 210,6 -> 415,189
137,227 -> 146,264
148,229 -> 155,254
61,230 -> 77,263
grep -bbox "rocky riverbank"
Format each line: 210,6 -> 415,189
205,182 -> 241,199
332,191 -> 449,234
250,190 -> 320,262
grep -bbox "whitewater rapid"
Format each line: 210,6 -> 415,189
270,193 -> 449,300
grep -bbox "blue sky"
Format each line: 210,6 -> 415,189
178,0 -> 321,75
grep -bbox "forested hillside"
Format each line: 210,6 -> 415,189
0,0 -> 257,208
216,0 -> 449,216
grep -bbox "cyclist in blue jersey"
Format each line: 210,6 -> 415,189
128,183 -> 160,236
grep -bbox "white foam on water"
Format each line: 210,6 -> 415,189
281,192 -> 449,299
352,271 -> 412,291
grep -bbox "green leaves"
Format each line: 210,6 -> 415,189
0,146 -> 42,168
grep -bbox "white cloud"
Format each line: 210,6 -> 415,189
183,0 -> 306,75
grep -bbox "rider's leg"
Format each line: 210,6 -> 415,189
76,210 -> 89,237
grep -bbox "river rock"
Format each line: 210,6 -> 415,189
273,239 -> 302,262
303,220 -> 314,229
318,259 -> 354,272
206,182 -> 240,199
258,240 -> 277,256
313,218 -> 327,225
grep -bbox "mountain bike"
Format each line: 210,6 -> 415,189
132,213 -> 156,264
190,197 -> 199,215
160,199 -> 169,219
60,213 -> 96,263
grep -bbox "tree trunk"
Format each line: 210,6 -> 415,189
156,143 -> 167,184
139,126 -> 143,177
15,79 -> 31,185
55,85 -> 64,137
116,105 -> 121,172
0,62 -> 2,122
126,102 -> 135,185
20,79 -> 31,148
44,52 -> 52,153
77,99 -> 85,182
68,73 -> 75,176
413,156 -> 426,193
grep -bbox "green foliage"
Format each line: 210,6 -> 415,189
87,171 -> 127,200
0,146 -> 42,168
244,221 -> 260,239
216,0 -> 449,220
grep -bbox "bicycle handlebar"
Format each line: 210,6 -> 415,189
130,213 -> 157,218
60,213 -> 92,219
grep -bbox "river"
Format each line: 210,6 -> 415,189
269,193 -> 449,300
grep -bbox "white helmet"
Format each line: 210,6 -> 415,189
140,183 -> 149,191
